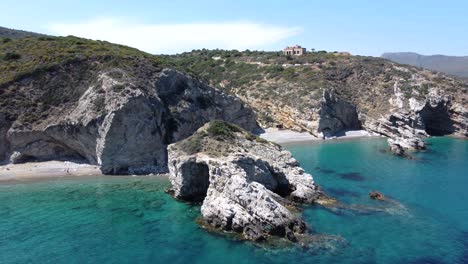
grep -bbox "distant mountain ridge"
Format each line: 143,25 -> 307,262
382,52 -> 468,79
0,26 -> 46,38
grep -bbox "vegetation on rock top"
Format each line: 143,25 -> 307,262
176,120 -> 272,156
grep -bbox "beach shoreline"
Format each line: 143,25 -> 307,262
0,161 -> 170,184
259,128 -> 379,144
0,161 -> 102,183
1,129 -> 378,183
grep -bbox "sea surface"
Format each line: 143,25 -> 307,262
0,137 -> 467,264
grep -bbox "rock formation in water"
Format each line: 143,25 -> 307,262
369,191 -> 385,201
365,90 -> 467,155
167,121 -> 323,242
0,37 -> 259,173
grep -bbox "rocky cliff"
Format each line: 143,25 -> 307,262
318,89 -> 362,137
164,50 -> 468,153
364,89 -> 467,154
167,121 -> 324,242
0,37 -> 259,173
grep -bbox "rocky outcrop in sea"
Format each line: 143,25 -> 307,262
167,121 -> 324,242
365,90 -> 467,155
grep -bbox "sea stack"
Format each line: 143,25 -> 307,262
167,121 -> 323,242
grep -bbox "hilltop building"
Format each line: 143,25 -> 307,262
283,45 -> 306,56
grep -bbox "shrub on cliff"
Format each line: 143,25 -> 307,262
206,120 -> 241,140
3,52 -> 21,61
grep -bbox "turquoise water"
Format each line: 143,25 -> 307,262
1,137 -> 467,263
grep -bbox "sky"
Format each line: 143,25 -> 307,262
0,0 -> 467,56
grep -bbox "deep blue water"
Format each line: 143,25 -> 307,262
0,137 -> 467,263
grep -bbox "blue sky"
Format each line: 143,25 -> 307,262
0,0 -> 467,56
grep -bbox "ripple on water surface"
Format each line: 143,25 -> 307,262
0,137 -> 467,264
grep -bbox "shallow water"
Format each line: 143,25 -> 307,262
1,137 -> 467,263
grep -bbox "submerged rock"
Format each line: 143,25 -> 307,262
369,191 -> 385,201
167,121 -> 323,242
388,140 -> 408,157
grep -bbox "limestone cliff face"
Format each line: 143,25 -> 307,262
167,51 -> 468,152
167,121 -> 323,242
364,89 -> 467,153
318,90 -> 362,137
0,63 -> 259,174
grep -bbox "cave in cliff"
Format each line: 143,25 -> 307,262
177,160 -> 210,202
318,90 -> 362,137
419,102 -> 455,136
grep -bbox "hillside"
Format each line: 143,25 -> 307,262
382,52 -> 468,79
0,36 -> 163,121
0,36 -> 259,173
162,50 -> 467,122
0,26 -> 46,38
0,34 -> 467,164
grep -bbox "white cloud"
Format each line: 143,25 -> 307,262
47,18 -> 301,54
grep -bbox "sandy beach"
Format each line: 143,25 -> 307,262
259,128 -> 374,144
0,161 -> 102,183
0,128 -> 375,182
259,128 -> 319,143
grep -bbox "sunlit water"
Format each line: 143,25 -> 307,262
0,137 -> 467,263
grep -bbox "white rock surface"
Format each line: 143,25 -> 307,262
365,90 -> 468,155
168,122 -> 322,242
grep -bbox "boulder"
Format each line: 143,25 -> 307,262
369,191 -> 385,201
388,140 -> 406,156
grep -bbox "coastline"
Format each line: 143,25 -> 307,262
259,127 -> 378,145
0,160 -> 171,184
0,129 -> 377,183
0,161 -> 102,183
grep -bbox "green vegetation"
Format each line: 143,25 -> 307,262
1,35 -> 465,131
0,26 -> 45,39
0,36 -> 165,124
179,131 -> 207,154
177,120 -> 274,156
206,120 -> 241,140
159,48 -> 466,122
3,52 -> 20,60
0,36 -> 163,86
245,133 -> 270,144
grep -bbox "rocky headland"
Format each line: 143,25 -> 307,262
167,121 -> 325,242
0,37 -> 259,174
166,50 -> 468,155
1,33 -> 467,244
